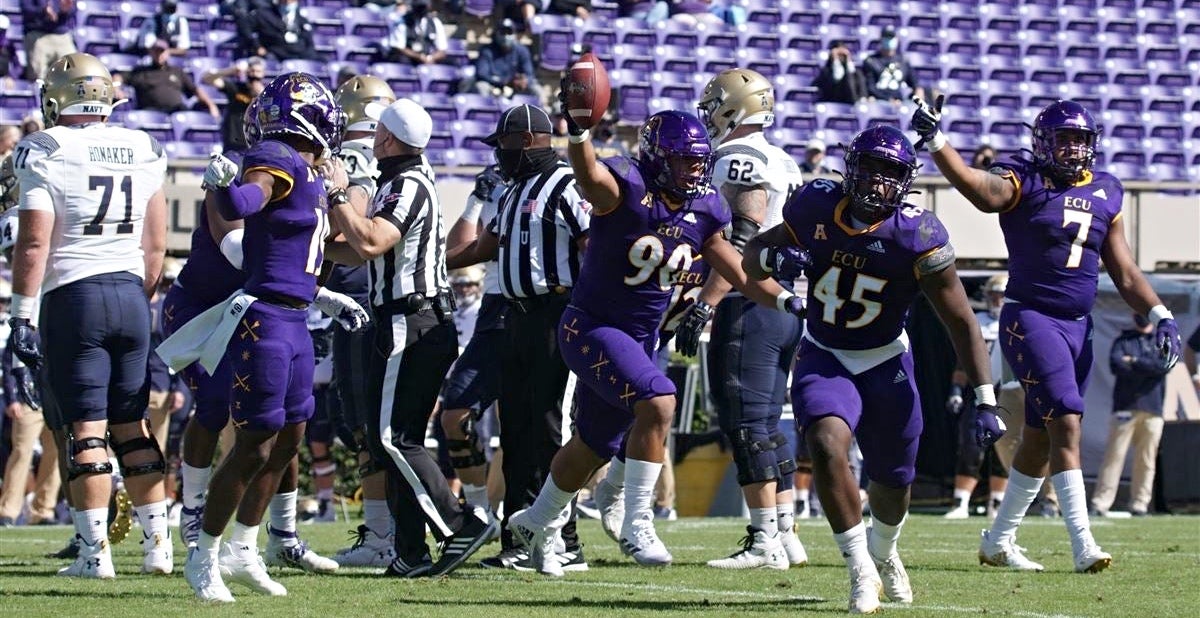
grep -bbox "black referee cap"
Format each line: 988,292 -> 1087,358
482,104 -> 553,146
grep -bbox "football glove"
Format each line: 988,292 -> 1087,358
1155,317 -> 1181,371
472,165 -> 504,201
313,288 -> 371,332
910,94 -> 945,150
780,294 -> 806,318
675,300 -> 714,358
975,404 -> 1007,449
7,318 -> 42,372
762,246 -> 811,281
202,153 -> 239,190
557,79 -> 586,137
946,384 -> 964,415
13,363 -> 41,411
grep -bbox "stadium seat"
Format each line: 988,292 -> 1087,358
369,63 -> 421,96
170,110 -> 220,143
449,119 -> 494,148
417,64 -> 461,95
538,27 -> 576,71
122,109 -> 173,142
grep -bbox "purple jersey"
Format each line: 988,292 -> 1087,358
240,140 -> 329,303
658,257 -> 709,336
782,178 -> 952,350
569,156 -> 731,340
995,160 -> 1124,319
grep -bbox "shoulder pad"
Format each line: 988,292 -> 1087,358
19,131 -> 61,155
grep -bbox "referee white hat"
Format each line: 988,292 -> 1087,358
379,98 -> 433,149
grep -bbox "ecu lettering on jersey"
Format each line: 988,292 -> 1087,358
914,243 -> 955,278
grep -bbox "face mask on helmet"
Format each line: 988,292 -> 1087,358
844,154 -> 915,224
638,112 -> 714,202
1034,127 -> 1097,184
257,73 -> 346,161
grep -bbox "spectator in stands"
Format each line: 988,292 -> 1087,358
799,139 -> 833,176
0,126 -> 18,158
251,0 -> 323,61
493,0 -> 543,34
619,1 -> 668,24
134,0 -> 191,57
667,0 -> 724,27
116,39 -> 220,116
1090,314 -> 1172,517
548,0 -> 592,19
0,15 -> 18,82
813,40 -> 865,104
460,19 -> 539,98
20,0 -> 78,80
203,56 -> 267,152
219,0 -> 263,59
862,26 -> 923,103
380,0 -> 450,65
971,144 -> 996,170
360,0 -> 399,11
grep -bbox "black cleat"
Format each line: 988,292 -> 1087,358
47,535 -> 80,559
430,509 -> 499,576
383,554 -> 432,578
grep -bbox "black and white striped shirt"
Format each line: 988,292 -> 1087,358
367,156 -> 448,307
486,162 -> 590,299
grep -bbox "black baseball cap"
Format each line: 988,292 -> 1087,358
482,104 -> 553,146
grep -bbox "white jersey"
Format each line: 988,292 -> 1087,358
339,137 -> 379,200
15,123 -> 166,294
711,132 -> 803,231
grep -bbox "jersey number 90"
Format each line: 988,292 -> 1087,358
625,235 -> 694,291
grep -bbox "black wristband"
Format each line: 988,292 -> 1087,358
327,188 -> 349,208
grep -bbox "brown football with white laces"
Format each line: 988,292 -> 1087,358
564,52 -> 610,130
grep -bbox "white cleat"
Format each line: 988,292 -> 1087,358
619,515 -> 672,566
873,553 -> 913,603
593,478 -> 625,543
1074,545 -> 1112,574
219,543 -> 288,596
508,508 -> 563,577
179,505 -> 204,548
780,528 -> 808,567
265,532 -> 339,573
141,531 -> 175,574
848,565 -> 884,614
706,527 -> 788,570
334,525 -> 396,567
978,529 -> 1044,572
943,504 -> 970,519
184,547 -> 234,603
57,537 -> 116,579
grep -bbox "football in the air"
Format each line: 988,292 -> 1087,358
565,52 -> 610,131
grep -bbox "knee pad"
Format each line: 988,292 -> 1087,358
110,420 -> 167,478
66,431 -> 114,481
312,454 -> 337,478
731,427 -> 780,486
771,433 -> 797,476
445,438 -> 486,469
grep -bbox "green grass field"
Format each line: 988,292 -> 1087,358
2,514 -> 1198,617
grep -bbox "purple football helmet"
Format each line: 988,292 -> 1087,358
638,110 -> 714,201
243,94 -> 262,147
257,72 -> 346,156
1032,100 -> 1099,183
842,125 -> 919,223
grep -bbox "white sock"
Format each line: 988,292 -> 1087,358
1051,469 -> 1096,556
833,521 -> 874,572
605,457 -> 626,488
867,514 -> 905,561
269,490 -> 298,534
76,507 -> 109,547
230,522 -> 259,554
316,488 -> 334,502
990,491 -> 1005,505
621,458 -> 662,532
953,489 -> 971,509
463,483 -> 489,511
750,507 -> 778,536
180,463 -> 211,508
134,500 -> 170,543
197,530 -> 221,560
776,500 -> 795,533
989,469 -> 1043,545
69,507 -> 80,537
525,477 -> 576,528
363,499 -> 392,537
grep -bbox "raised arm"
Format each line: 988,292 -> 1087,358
910,95 -> 1019,213
558,84 -> 621,214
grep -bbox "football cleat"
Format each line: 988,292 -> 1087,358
219,543 -> 288,596
108,488 -> 133,545
1074,545 -> 1112,574
652,505 -> 678,521
141,531 -> 174,574
706,527 -> 788,570
978,529 -> 1044,572
508,508 -> 563,577
780,528 -> 808,566
56,537 -> 115,579
943,504 -> 970,520
48,535 -> 80,559
335,525 -> 395,568
619,515 -> 672,566
479,547 -> 529,570
384,554 -> 433,578
265,529 -> 339,573
430,506 -> 500,576
512,547 -> 589,573
180,504 -> 204,548
575,497 -> 600,520
184,547 -> 234,603
848,564 -> 884,615
873,553 -> 913,604
592,478 -> 625,543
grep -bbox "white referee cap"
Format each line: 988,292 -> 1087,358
379,98 -> 433,149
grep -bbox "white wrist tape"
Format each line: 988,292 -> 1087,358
1148,304 -> 1173,324
927,131 -> 948,153
974,384 -> 997,407
219,229 -> 245,270
10,293 -> 36,320
460,194 -> 484,224
567,130 -> 591,144
759,248 -> 774,274
776,290 -> 796,313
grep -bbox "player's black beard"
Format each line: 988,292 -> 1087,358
497,147 -> 559,180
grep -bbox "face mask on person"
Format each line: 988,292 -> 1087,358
499,34 -> 515,49
496,146 -> 557,179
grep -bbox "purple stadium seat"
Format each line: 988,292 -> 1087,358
74,26 -> 121,55
304,6 -> 345,37
454,148 -> 495,168
539,27 -> 576,71
100,52 -> 140,73
613,44 -> 654,72
336,35 -> 378,64
449,120 -> 494,148
787,10 -> 821,27
79,1 -> 121,30
369,63 -> 420,96
529,13 -> 574,35
463,0 -> 495,19
121,0 -> 159,30
1102,19 -> 1138,36
122,109 -> 173,142
163,140 -> 217,160
827,12 -> 862,28
1066,44 -> 1101,60
453,93 -> 502,124
581,28 -> 617,57
592,1 -> 619,20
280,59 -> 324,78
343,7 -> 388,39
417,64 -> 461,95
617,84 -> 651,126
651,71 -> 697,101
660,27 -> 699,49
748,8 -> 782,25
703,30 -> 739,52
785,34 -> 822,55
170,110 -> 220,143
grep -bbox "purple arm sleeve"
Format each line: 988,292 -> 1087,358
212,182 -> 267,221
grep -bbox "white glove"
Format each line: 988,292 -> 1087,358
203,153 -> 239,190
313,287 -> 370,332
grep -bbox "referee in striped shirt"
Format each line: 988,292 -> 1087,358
448,104 -> 591,567
325,99 -> 497,578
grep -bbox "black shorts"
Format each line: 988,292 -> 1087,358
331,321 -> 375,434
440,294 -> 507,412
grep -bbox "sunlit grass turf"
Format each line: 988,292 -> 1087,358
1,514 -> 1197,617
